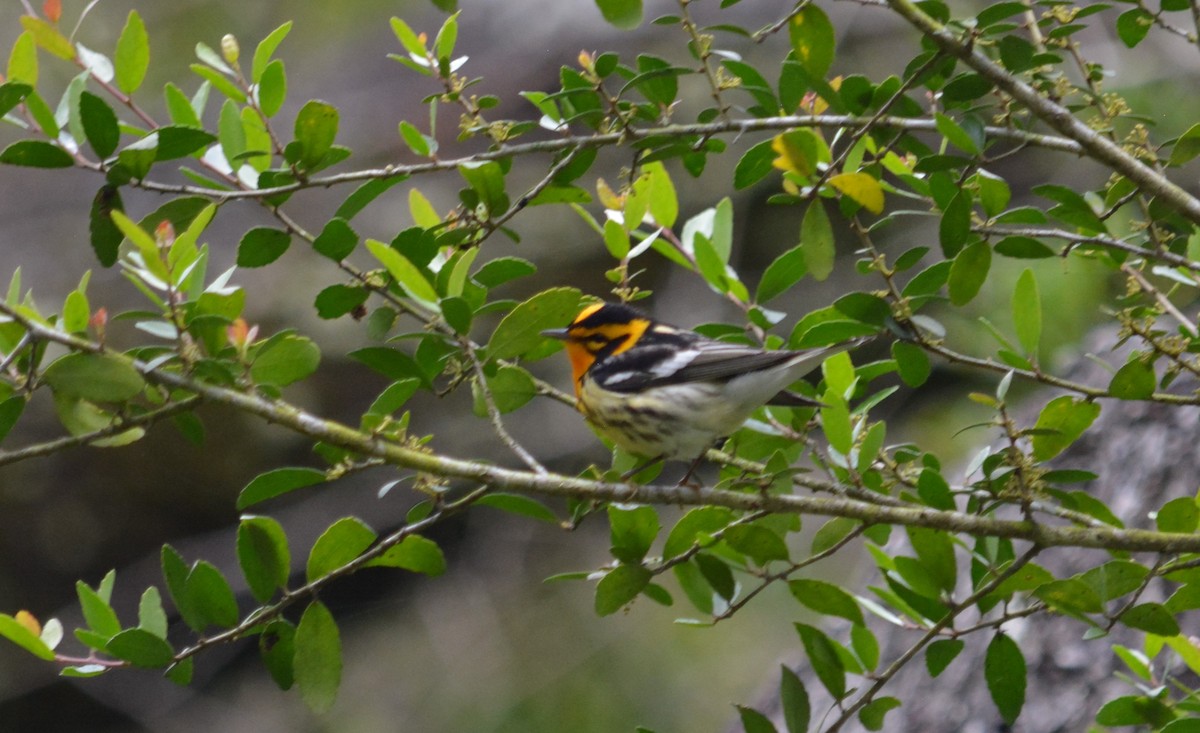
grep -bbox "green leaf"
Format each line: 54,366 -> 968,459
293,100 -> 339,170
19,15 -> 74,60
1012,268 -> 1041,355
476,493 -> 558,524
236,227 -> 291,267
260,619 -> 295,690
335,176 -> 407,221
90,186 -> 124,267
0,81 -> 32,117
1116,8 -> 1153,48
935,112 -> 979,155
186,561 -> 239,628
811,517 -> 858,554
237,516 -> 291,603
737,706 -> 779,733
985,633 -> 1026,726
1034,578 -> 1103,615
79,92 -> 120,159
252,21 -> 293,82
365,238 -> 439,306
608,505 -> 660,564
1170,122 -> 1200,167
780,665 -> 810,733
251,335 -> 320,387
1108,358 -> 1155,399
947,240 -> 991,306
307,517 -> 376,582
106,628 -> 174,668
790,579 -> 863,625
734,139 -> 778,190
595,0 -> 642,29
939,191 -> 971,257
367,534 -> 446,576
459,160 -> 510,217
976,169 -> 1011,217
757,245 -> 808,303
907,526 -> 956,593
237,467 -> 326,509
0,396 -> 26,444
635,161 -> 677,229
925,638 -> 963,677
1119,603 -> 1180,636
43,353 -> 144,402
114,11 -> 149,94
7,33 -> 37,85
400,120 -> 436,159
294,601 -> 342,713
891,341 -> 931,388
859,697 -> 902,732
488,287 -> 583,361
821,395 -> 853,454
76,579 -> 120,638
312,217 -> 358,262
1158,496 -> 1200,533
789,4 -> 835,79
0,140 -> 73,168
0,614 -> 55,660
795,623 -> 845,699
1031,396 -> 1100,461
137,586 -> 168,638
255,58 -> 287,118
595,564 -> 651,616
801,200 -> 834,281
154,125 -> 217,160
314,284 -> 369,319
994,236 -> 1054,259
725,524 -> 790,565
475,364 -> 536,414
663,506 -> 734,558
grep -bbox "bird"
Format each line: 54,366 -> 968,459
541,301 -> 864,483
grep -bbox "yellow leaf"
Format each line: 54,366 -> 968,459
596,177 -> 624,210
15,609 -> 40,636
829,172 -> 885,215
801,76 -> 842,115
771,129 -> 829,177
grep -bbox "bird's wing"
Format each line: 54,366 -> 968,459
593,339 -> 823,392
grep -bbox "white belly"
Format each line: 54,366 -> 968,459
578,380 -> 756,459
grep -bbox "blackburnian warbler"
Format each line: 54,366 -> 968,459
542,301 -> 862,481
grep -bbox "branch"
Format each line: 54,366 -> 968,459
0,396 -> 202,466
6,305 -> 1200,555
120,115 -> 1084,202
172,485 -> 490,666
824,545 -> 1042,732
884,0 -> 1200,225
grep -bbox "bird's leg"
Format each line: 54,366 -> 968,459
677,453 -> 707,489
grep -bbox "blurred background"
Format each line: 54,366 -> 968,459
0,1 -> 1191,731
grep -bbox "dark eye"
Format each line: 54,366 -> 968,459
588,334 -> 608,343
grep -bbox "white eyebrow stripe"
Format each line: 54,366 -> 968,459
651,348 -> 701,377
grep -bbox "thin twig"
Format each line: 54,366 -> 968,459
0,396 -> 202,467
824,546 -> 1042,732
1121,262 -> 1199,337
463,339 -> 548,474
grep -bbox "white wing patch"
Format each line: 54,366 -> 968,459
651,347 -> 702,378
601,370 -> 640,384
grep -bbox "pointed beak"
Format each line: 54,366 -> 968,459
541,328 -> 570,340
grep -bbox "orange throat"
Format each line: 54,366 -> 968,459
563,341 -> 594,398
